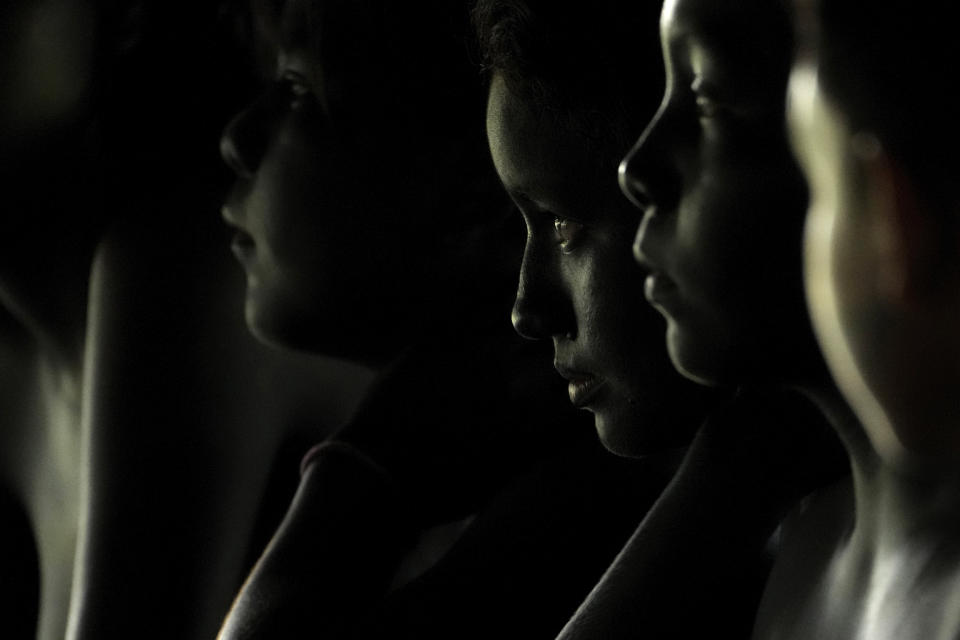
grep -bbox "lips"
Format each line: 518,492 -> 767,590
230,229 -> 255,259
221,204 -> 255,262
555,364 -> 607,408
644,271 -> 679,307
221,201 -> 241,227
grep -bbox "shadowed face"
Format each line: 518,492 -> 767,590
487,74 -> 704,455
220,0 -> 461,362
788,61 -> 873,435
788,53 -> 960,466
619,0 -> 812,387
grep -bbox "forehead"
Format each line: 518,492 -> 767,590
486,75 -> 610,213
662,0 -> 788,71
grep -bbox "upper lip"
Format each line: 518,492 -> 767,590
221,200 -> 255,255
644,270 -> 679,303
634,205 -> 675,269
554,362 -> 595,383
221,183 -> 250,230
221,203 -> 243,230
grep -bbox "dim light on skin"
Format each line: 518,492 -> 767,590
787,63 -> 905,467
1,0 -> 94,137
619,0 -> 814,389
220,36 -> 451,362
486,73 -> 705,456
769,53 -> 960,640
0,3 -> 99,636
790,57 -> 960,471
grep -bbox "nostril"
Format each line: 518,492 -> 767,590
513,243 -> 575,341
618,157 -> 650,211
220,128 -> 255,180
512,289 -> 575,342
511,304 -> 540,341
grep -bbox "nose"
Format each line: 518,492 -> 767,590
511,237 -> 574,341
220,97 -> 270,180
618,103 -> 679,215
619,139 -> 651,211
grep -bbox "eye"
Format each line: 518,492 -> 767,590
691,76 -> 723,120
553,216 -> 585,253
695,94 -> 720,118
278,71 -> 314,110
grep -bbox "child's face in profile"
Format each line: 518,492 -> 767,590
219,0 -> 453,361
788,52 -> 955,465
787,61 -> 877,437
486,74 -> 704,455
619,0 -> 810,387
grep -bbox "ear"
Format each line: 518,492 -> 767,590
856,138 -> 934,307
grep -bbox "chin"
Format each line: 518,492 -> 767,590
244,291 -> 400,364
244,296 -> 311,352
595,421 -> 640,457
599,412 -> 703,458
665,321 -> 733,388
595,411 -> 667,458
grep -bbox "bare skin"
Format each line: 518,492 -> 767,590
750,45 -> 960,640
2,3 -> 374,638
1,2 -> 97,635
616,0 -> 862,636
217,1 -> 721,637
0,311 -> 82,640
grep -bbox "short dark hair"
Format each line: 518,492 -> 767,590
797,0 -> 958,205
473,0 -> 663,159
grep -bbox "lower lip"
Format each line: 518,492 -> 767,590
644,272 -> 679,307
567,377 -> 606,408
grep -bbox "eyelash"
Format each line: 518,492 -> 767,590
691,77 -> 722,120
553,216 -> 585,253
279,72 -> 313,109
695,94 -> 721,118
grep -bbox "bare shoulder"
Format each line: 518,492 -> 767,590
751,477 -> 854,640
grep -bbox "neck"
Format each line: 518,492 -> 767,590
779,341 -> 871,468
853,462 -> 960,558
800,375 -> 960,561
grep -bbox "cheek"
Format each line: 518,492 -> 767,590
830,204 -> 867,322
570,241 -> 660,363
827,183 -> 884,389
805,156 -> 885,424
243,168 -> 392,330
804,177 -> 855,398
803,182 -> 838,338
674,188 -> 744,304
676,160 -> 809,371
701,164 -> 803,283
811,149 -> 872,363
253,139 -> 369,263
